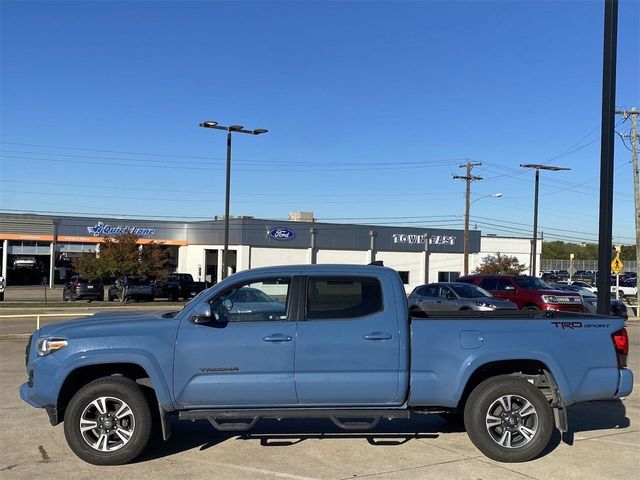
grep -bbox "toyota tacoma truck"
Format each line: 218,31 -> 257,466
20,265 -> 633,465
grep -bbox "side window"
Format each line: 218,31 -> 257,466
397,271 -> 410,284
423,285 -> 438,297
208,277 -> 291,323
479,278 -> 498,290
441,287 -> 455,299
307,277 -> 383,320
496,278 -> 515,291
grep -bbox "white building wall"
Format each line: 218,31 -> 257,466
249,247 -> 309,268
316,249 -> 370,265
178,245 -> 212,281
175,236 -> 536,291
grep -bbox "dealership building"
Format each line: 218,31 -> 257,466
0,213 -> 540,292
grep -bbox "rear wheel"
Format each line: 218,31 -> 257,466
464,375 -> 553,462
523,305 -> 540,312
64,377 -> 153,465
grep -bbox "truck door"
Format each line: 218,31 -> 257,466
294,275 -> 402,406
173,276 -> 298,407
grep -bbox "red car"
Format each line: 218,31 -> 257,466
456,274 -> 585,312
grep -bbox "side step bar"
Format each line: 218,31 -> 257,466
179,408 -> 411,432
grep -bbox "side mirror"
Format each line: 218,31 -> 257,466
190,303 -> 212,324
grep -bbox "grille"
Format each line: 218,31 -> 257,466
554,296 -> 583,304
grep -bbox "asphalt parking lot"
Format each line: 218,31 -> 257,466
0,315 -> 638,480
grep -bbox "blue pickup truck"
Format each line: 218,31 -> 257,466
20,264 -> 632,465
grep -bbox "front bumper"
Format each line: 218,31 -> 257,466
544,303 -> 585,313
614,368 -> 634,398
19,382 -> 41,408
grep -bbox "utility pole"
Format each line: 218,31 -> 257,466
453,161 -> 482,276
616,107 -> 639,311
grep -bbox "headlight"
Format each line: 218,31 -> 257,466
541,295 -> 558,303
475,302 -> 496,308
36,337 -> 68,357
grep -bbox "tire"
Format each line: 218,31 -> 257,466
463,375 -> 554,462
63,376 -> 153,465
523,305 -> 540,312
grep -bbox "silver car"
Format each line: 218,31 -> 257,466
408,282 -> 517,313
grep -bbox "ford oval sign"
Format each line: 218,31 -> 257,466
267,227 -> 296,241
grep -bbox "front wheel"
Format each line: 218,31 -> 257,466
63,377 -> 153,465
464,375 -> 553,462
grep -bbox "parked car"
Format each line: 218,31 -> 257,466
62,276 -> 104,302
153,273 -> 207,301
457,274 -> 585,312
13,256 -> 37,269
568,281 -> 597,293
107,278 -> 154,302
552,283 -> 627,319
611,280 -> 638,299
408,282 -> 517,313
21,264 -> 633,465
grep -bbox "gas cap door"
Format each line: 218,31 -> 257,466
460,330 -> 484,350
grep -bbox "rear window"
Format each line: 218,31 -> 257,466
307,277 -> 383,320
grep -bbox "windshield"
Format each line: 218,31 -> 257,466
450,283 -> 492,298
514,277 -> 552,290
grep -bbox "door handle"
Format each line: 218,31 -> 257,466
263,334 -> 292,343
363,332 -> 392,341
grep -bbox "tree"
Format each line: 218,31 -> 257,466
73,233 -> 170,282
474,252 -> 527,275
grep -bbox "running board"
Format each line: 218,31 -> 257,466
179,408 -> 410,432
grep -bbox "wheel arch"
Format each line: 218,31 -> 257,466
456,359 -> 566,422
55,356 -> 173,439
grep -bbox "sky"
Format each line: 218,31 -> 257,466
1,0 -> 638,245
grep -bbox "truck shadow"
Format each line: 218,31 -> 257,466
137,415 -> 445,462
558,399 -> 630,446
136,399 -> 630,463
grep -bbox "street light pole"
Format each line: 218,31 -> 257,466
532,168 -> 540,276
223,131 -> 232,281
520,164 -> 571,277
200,121 -> 268,280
